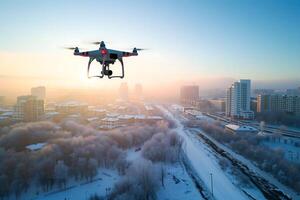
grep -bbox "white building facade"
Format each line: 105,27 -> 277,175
226,79 -> 254,119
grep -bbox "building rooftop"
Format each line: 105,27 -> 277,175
225,124 -> 257,132
26,143 -> 46,151
145,105 -> 154,111
118,114 -> 135,120
87,117 -> 99,122
147,116 -> 163,120
102,117 -> 119,122
185,109 -> 202,116
56,100 -> 88,107
0,111 -> 14,117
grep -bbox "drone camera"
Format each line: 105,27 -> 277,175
104,70 -> 113,76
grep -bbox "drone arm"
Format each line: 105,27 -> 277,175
119,58 -> 124,78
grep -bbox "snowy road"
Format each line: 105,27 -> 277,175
158,105 -> 250,200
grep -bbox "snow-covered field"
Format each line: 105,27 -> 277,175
156,163 -> 204,200
17,149 -> 202,200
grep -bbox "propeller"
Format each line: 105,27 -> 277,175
89,41 -> 107,45
123,47 -> 148,52
63,47 -> 77,50
62,46 -> 86,51
135,48 -> 147,51
91,41 -> 102,45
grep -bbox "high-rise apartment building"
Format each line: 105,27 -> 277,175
31,86 -> 46,100
14,95 -> 44,122
180,85 -> 199,106
226,79 -> 253,119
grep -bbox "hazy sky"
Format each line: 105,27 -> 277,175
0,0 -> 299,93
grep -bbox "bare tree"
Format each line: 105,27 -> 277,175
110,159 -> 160,200
159,163 -> 166,188
54,160 -> 69,189
87,158 -> 98,181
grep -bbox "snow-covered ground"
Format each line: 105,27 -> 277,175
20,169 -> 119,200
17,147 -> 202,200
126,150 -> 204,200
157,105 -> 251,200
156,163 -> 204,200
187,130 -> 266,200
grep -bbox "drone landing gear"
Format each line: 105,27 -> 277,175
107,58 -> 124,79
86,58 -> 124,79
87,57 -> 104,78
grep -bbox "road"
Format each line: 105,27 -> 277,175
157,105 -> 251,200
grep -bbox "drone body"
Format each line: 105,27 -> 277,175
69,41 -> 142,79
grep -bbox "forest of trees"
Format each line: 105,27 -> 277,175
186,120 -> 300,193
0,120 -> 183,200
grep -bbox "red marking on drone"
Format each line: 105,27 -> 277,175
101,49 -> 107,55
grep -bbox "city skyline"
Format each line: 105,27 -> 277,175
1,2 -> 300,199
0,0 -> 300,92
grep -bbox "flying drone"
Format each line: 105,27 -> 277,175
65,41 -> 144,79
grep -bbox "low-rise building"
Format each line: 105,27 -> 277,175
99,113 -> 163,130
26,143 -> 47,151
55,101 -> 88,115
225,124 -> 258,134
100,117 -> 120,129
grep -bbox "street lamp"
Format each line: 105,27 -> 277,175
210,173 -> 214,197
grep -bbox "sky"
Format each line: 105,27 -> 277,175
0,0 -> 300,95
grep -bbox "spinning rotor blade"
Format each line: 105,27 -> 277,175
63,47 -> 77,50
125,47 -> 148,51
135,48 -> 147,51
91,42 -> 101,45
89,41 -> 109,45
62,46 -> 86,51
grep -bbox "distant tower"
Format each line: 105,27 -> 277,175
119,82 -> 129,101
31,86 -> 46,100
180,85 -> 199,106
134,83 -> 143,101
